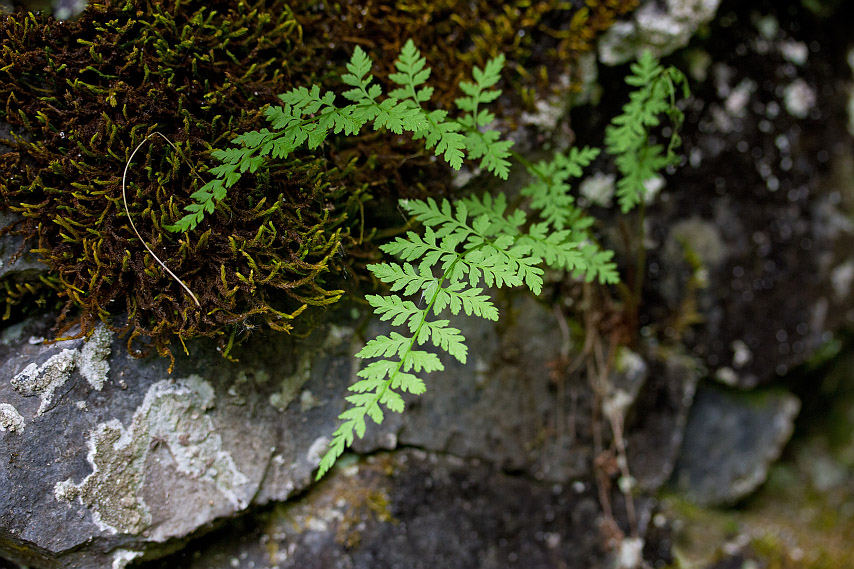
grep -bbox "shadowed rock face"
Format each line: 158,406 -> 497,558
142,450 -> 625,569
671,385 -> 801,506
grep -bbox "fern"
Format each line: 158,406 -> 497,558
314,47 -> 688,479
165,40 -> 688,478
316,197 -> 539,477
167,40 -> 494,232
604,50 -> 689,212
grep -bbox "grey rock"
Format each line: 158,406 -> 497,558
0,315 -> 353,569
598,0 -> 722,66
0,212 -> 46,283
142,449 -> 631,569
670,385 -> 800,505
0,292 -> 688,568
639,5 -> 854,387
626,354 -> 701,491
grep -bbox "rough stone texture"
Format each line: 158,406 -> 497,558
0,212 -> 44,283
0,311 -> 354,569
143,450 -> 651,569
626,354 -> 702,491
598,0 -> 722,65
670,385 -> 800,506
637,0 -> 854,388
0,295 -> 688,569
3,1 -> 854,568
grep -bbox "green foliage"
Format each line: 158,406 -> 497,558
604,51 -> 690,212
180,39 -> 687,478
168,40 -> 515,232
314,47 -> 688,479
0,1 -> 355,358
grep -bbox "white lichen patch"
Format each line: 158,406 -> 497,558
579,172 -> 616,208
0,403 -> 24,433
779,40 -> 808,66
12,349 -> 77,415
79,323 -> 112,391
54,375 -> 249,535
830,261 -> 854,303
598,0 -> 722,66
269,356 -> 313,412
9,323 -> 113,414
783,78 -> 816,119
111,549 -> 143,569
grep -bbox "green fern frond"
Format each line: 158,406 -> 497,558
605,50 -> 689,212
164,42 -> 689,479
521,146 -> 601,231
455,53 -> 513,179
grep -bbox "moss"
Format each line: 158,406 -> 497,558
0,0 -> 638,362
0,2 -> 363,360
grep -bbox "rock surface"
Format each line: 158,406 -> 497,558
3,0 -> 854,568
1,296 -> 688,568
598,0 -> 722,65
143,450 -> 639,569
670,385 -> 800,505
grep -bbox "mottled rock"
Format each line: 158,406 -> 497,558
142,450 -> 636,569
0,315 -> 353,569
640,3 -> 854,387
671,385 -> 800,505
0,292 -> 689,568
626,354 -> 701,491
598,0 -> 722,65
0,403 -> 23,433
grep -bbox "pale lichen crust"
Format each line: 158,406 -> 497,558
54,375 -> 249,535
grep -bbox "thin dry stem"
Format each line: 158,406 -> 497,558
122,132 -> 201,308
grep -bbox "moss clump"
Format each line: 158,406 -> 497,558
0,0 -> 638,361
0,1 -> 364,359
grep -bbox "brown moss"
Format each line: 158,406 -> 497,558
0,1 -> 362,361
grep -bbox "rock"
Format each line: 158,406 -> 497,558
670,385 -> 800,506
0,315 -> 354,569
0,292 -> 690,568
626,354 -> 701,491
0,122 -> 46,294
141,450 -> 626,569
0,212 -> 46,284
598,0 -> 722,66
639,3 -> 854,387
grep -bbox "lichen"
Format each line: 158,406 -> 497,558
11,348 -> 76,415
111,549 -> 143,569
0,402 -> 24,432
9,324 -> 112,414
78,322 -> 111,391
54,375 -> 249,535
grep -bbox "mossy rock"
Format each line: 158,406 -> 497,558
0,0 -> 637,361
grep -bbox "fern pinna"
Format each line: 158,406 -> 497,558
168,39 -> 688,478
